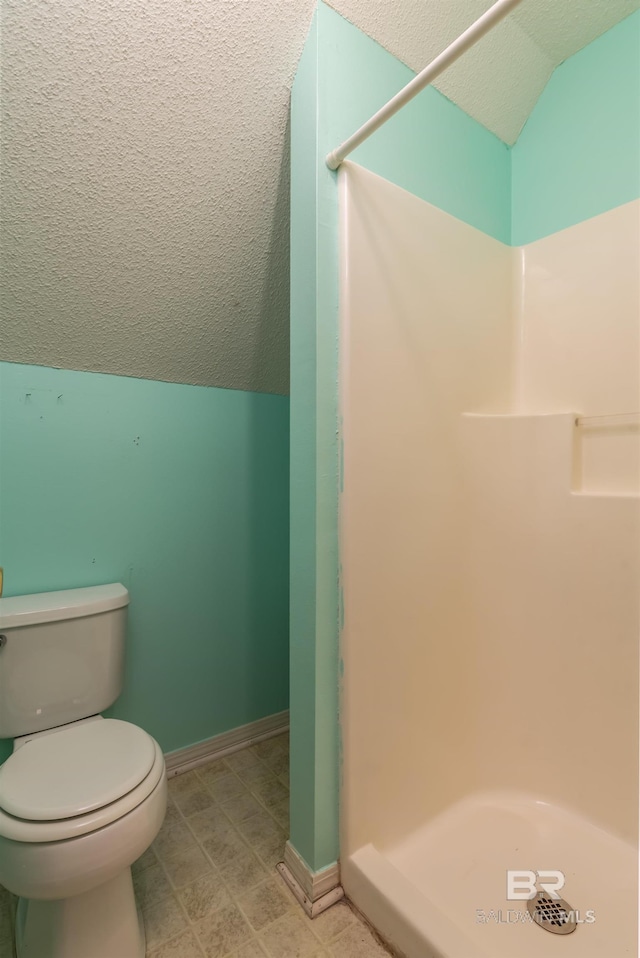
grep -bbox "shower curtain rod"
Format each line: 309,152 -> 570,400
325,0 -> 526,171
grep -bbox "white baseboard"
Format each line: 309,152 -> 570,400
277,841 -> 344,918
164,710 -> 289,777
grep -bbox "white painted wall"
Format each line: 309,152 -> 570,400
339,164 -> 639,868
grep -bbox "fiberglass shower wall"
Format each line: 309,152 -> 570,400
339,162 -> 514,855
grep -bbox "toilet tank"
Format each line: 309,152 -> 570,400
0,584 -> 129,739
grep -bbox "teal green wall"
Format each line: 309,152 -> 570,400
511,11 -> 640,245
0,362 -> 289,763
289,1 -> 511,874
290,9 -> 327,874
320,10 -> 511,243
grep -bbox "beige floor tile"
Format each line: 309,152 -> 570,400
164,799 -> 184,828
193,903 -> 253,958
266,752 -> 289,779
179,873 -> 231,923
237,810 -> 283,848
310,902 -> 356,944
223,749 -> 261,772
188,805 -> 235,844
251,778 -> 288,809
148,928 -> 205,958
259,912 -> 319,958
253,832 -> 287,871
235,763 -> 275,789
273,890 -> 316,936
163,845 -> 214,890
262,738 -> 289,769
241,760 -> 277,791
142,895 -> 189,951
266,796 -> 289,829
328,922 -> 393,957
202,824 -> 251,868
237,878 -> 293,932
169,770 -> 203,797
206,773 -> 249,805
133,845 -> 159,876
260,752 -> 287,773
196,761 -> 233,786
216,849 -> 270,895
226,940 -> 267,958
220,792 -> 263,824
173,786 -> 217,818
134,863 -> 174,910
154,822 -> 198,861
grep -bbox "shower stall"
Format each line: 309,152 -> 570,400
316,3 -> 640,953
338,159 -> 639,958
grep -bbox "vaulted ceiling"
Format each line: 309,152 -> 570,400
330,0 -> 640,144
2,1 -> 637,395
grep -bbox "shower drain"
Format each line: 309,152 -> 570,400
527,891 -> 577,935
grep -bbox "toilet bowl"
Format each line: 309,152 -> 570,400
0,717 -> 167,958
0,585 -> 168,958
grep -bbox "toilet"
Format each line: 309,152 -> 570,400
0,584 -> 167,958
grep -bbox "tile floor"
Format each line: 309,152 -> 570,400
0,732 -> 393,958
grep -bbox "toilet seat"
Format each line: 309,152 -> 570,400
0,719 -> 156,821
0,724 -> 165,843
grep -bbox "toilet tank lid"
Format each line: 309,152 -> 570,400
0,584 -> 129,630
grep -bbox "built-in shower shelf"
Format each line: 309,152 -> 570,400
575,411 -> 640,429
461,410 -> 639,498
463,411 -> 640,425
571,490 -> 639,500
574,412 -> 639,497
461,411 -> 574,419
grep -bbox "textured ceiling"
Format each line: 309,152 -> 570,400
1,0 -> 315,395
329,0 -> 640,144
2,1 -> 637,395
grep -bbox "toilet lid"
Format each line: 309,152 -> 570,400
0,719 -> 156,821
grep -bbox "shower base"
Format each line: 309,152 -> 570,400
342,791 -> 637,958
